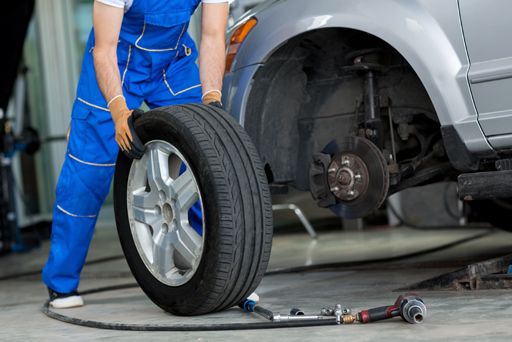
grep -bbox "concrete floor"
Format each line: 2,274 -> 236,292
1,206 -> 512,341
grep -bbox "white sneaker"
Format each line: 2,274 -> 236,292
48,288 -> 84,309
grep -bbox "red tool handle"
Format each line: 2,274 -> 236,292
357,305 -> 400,323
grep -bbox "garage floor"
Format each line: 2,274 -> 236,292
1,207 -> 512,341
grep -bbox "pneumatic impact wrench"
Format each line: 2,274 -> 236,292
355,294 -> 426,324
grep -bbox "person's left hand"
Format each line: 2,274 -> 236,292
202,90 -> 223,109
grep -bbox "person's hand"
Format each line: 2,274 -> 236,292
112,108 -> 132,151
109,96 -> 145,159
202,90 -> 223,109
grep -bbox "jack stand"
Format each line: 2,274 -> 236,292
272,203 -> 317,239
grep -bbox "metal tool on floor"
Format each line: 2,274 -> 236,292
244,303 -> 343,323
239,293 -> 426,326
348,294 -> 427,324
320,304 -> 354,324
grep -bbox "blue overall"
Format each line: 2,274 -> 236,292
43,0 -> 204,293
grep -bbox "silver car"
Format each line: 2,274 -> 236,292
222,0 -> 512,228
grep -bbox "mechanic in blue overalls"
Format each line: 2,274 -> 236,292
42,0 -> 229,308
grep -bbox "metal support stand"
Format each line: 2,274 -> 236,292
272,204 -> 317,239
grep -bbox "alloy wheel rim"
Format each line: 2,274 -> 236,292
126,140 -> 205,286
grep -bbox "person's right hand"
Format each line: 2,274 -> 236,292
109,96 -> 145,159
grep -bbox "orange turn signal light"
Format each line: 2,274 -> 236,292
225,17 -> 258,74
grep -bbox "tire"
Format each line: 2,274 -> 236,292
113,104 -> 273,315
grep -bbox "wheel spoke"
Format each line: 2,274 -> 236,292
147,147 -> 170,192
172,169 -> 194,193
174,171 -> 199,212
173,222 -> 202,267
133,188 -> 159,209
132,190 -> 161,226
134,224 -> 154,260
133,206 -> 162,227
152,229 -> 174,275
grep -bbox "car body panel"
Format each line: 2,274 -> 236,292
222,63 -> 262,125
224,0 -> 505,154
459,0 -> 512,143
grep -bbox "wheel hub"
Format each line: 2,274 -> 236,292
327,153 -> 369,201
310,136 -> 389,219
162,203 -> 175,223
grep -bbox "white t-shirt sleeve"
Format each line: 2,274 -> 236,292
95,0 -> 134,12
202,0 -> 231,3
95,0 -> 125,9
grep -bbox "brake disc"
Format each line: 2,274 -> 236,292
310,136 -> 389,219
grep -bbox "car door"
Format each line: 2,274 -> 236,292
459,0 -> 512,149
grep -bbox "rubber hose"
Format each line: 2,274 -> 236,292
42,300 -> 336,331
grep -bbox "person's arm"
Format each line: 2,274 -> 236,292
199,2 -> 229,105
93,1 -> 133,152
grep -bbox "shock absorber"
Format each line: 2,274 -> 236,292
363,68 -> 382,146
344,48 -> 385,148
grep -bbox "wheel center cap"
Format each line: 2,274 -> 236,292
338,170 -> 352,185
163,203 -> 174,222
